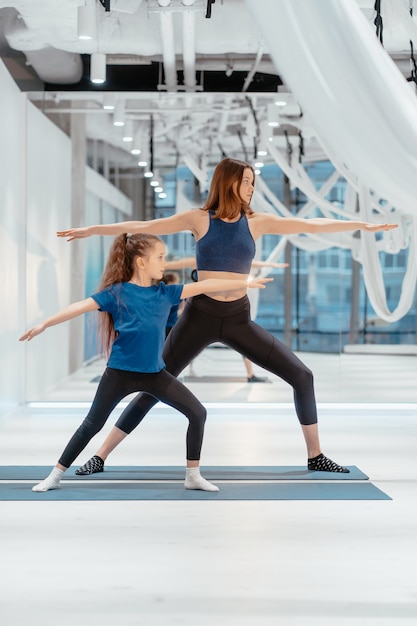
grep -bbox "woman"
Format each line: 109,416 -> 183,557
20,231 -> 270,492
58,157 -> 397,475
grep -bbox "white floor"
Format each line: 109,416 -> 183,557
1,348 -> 417,625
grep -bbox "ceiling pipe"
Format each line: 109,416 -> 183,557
158,0 -> 178,91
182,0 -> 197,91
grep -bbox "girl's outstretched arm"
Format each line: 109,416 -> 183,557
19,298 -> 99,342
57,211 -> 198,241
180,277 -> 273,299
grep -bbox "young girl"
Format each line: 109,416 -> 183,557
58,157 -> 397,476
20,232 -> 270,493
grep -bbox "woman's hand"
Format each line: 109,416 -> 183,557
57,227 -> 92,241
247,277 -> 274,289
19,324 -> 46,342
362,223 -> 398,232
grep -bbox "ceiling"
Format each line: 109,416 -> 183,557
0,0 -> 416,183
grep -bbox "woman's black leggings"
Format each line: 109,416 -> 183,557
58,367 -> 207,468
114,295 -> 317,435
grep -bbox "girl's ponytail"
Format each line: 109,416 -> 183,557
96,232 -> 162,357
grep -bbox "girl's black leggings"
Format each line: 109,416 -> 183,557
114,294 -> 317,436
58,367 -> 207,468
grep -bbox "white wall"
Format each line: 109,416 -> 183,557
0,59 -> 132,407
24,102 -> 72,401
0,61 -> 25,413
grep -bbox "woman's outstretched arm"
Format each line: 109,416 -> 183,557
251,213 -> 398,237
57,211 -> 198,241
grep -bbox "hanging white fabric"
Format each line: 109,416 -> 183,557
357,185 -> 417,322
244,0 -> 417,216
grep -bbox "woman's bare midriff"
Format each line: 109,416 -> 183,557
197,270 -> 249,301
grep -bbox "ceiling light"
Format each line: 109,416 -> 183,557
254,169 -> 261,175
102,93 -> 115,110
138,160 -> 147,167
154,187 -> 163,193
274,100 -> 287,107
122,119 -> 134,142
150,180 -> 160,187
254,161 -> 264,168
131,131 -> 142,155
267,103 -> 280,128
113,100 -> 125,126
90,53 -> 106,84
144,171 -> 154,178
257,149 -> 267,156
77,0 -> 97,40
158,192 -> 167,199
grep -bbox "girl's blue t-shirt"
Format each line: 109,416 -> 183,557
92,282 -> 183,373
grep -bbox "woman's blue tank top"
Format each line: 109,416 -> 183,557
196,210 -> 256,274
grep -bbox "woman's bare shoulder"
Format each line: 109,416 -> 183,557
247,211 -> 270,226
247,211 -> 284,237
188,208 -> 209,224
248,211 -> 283,223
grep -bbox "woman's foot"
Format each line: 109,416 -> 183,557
307,453 -> 349,473
75,455 -> 104,475
185,467 -> 219,492
32,467 -> 64,492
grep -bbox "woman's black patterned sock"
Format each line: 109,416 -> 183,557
308,453 -> 349,473
75,455 -> 104,475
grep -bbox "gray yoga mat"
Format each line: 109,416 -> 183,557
0,481 -> 390,501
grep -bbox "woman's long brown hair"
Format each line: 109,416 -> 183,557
97,232 -> 162,357
202,157 -> 255,220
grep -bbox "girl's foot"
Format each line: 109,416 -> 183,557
185,467 -> 219,492
32,467 -> 64,492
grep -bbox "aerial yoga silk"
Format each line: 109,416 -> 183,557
244,0 -> 417,322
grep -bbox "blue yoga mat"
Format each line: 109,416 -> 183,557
0,481 -> 390,501
0,465 -> 369,481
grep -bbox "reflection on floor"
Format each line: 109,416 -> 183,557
33,346 -> 417,404
1,348 -> 416,624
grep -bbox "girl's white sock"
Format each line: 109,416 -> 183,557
185,467 -> 219,492
32,467 -> 64,492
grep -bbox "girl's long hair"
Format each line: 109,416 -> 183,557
97,232 -> 162,356
202,157 -> 255,220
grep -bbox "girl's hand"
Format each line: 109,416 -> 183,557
19,324 -> 46,342
363,223 -> 398,232
247,277 -> 274,289
57,227 -> 91,241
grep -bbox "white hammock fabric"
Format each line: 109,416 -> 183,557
357,185 -> 417,322
244,0 -> 417,321
245,0 -> 417,215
